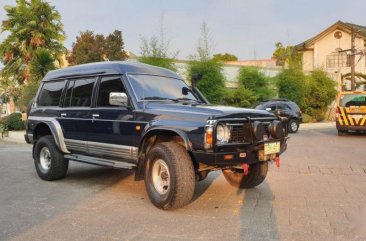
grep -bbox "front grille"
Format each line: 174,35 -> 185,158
228,122 -> 271,143
230,125 -> 246,143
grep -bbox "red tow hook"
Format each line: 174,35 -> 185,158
275,157 -> 280,168
241,163 -> 249,176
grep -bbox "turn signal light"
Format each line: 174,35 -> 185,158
205,127 -> 213,145
224,154 -> 234,160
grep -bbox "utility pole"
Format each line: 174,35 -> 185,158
350,27 -> 356,91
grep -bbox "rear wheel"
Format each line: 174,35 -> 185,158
144,142 -> 195,209
34,135 -> 68,181
338,130 -> 347,136
288,119 -> 299,133
222,162 -> 268,189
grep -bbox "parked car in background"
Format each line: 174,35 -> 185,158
255,99 -> 302,133
335,91 -> 366,136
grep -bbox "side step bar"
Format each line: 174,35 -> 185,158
64,154 -> 136,169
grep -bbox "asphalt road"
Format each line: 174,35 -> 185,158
0,128 -> 365,241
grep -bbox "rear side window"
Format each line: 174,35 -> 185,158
38,80 -> 65,106
97,76 -> 125,107
64,78 -> 96,107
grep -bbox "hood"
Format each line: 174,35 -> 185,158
142,102 -> 275,122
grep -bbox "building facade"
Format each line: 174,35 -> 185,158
296,21 -> 366,90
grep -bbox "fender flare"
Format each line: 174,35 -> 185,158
30,117 -> 70,154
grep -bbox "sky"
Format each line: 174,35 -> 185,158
0,0 -> 366,60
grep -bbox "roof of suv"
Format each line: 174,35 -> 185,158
43,61 -> 180,81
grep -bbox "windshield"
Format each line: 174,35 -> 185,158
128,74 -> 198,101
339,94 -> 366,107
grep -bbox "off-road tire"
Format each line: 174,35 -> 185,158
34,135 -> 68,181
222,162 -> 268,189
288,119 -> 299,133
144,142 -> 195,210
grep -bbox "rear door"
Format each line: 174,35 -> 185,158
58,77 -> 96,153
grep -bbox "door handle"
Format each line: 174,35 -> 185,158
60,113 -> 67,118
92,114 -> 100,119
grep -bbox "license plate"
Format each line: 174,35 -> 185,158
264,142 -> 280,155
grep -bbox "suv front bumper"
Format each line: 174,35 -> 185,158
191,142 -> 287,166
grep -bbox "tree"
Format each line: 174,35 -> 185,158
139,35 -> 177,71
29,48 -> 56,82
187,22 -> 225,104
238,67 -> 275,102
275,68 -> 306,108
303,69 -> 337,121
139,16 -> 178,71
222,86 -> 257,108
213,53 -> 238,62
67,30 -> 128,65
0,0 -> 65,84
187,59 -> 225,104
272,42 -> 302,69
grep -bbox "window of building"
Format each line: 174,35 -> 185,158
326,53 -> 350,68
64,78 -> 95,107
37,80 -> 65,106
96,76 -> 125,107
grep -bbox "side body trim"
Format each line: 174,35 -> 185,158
28,116 -> 70,153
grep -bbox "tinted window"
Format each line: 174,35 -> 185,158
97,77 -> 125,107
38,81 -> 64,106
64,78 -> 95,107
128,74 -> 197,101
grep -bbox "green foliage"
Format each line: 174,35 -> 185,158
187,59 -> 225,104
221,86 -> 257,108
275,68 -> 306,108
301,113 -> 312,123
29,48 -> 56,82
213,53 -> 238,62
238,67 -> 275,102
0,0 -> 65,85
17,81 -> 40,112
272,42 -> 302,69
0,116 -> 8,134
302,69 -> 337,120
67,30 -> 128,65
139,35 -> 177,71
6,112 -> 24,130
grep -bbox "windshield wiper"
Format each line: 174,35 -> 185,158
141,96 -> 178,102
174,97 -> 203,103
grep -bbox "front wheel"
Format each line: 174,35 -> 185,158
222,162 -> 268,189
144,142 -> 195,210
34,135 -> 69,181
288,119 -> 299,133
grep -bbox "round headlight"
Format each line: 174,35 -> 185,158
252,121 -> 265,141
216,124 -> 231,143
269,120 -> 283,139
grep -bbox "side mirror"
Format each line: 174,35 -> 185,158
109,92 -> 128,107
265,107 -> 272,111
182,87 -> 190,95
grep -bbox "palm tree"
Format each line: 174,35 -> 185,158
0,0 -> 66,85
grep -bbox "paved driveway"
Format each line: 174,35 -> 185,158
0,128 -> 365,241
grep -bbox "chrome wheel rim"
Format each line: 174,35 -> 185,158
151,159 -> 170,195
291,122 -> 298,131
40,147 -> 51,171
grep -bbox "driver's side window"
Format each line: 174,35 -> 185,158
97,76 -> 125,107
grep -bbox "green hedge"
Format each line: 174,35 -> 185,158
6,112 -> 25,130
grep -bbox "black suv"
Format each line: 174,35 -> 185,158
25,62 -> 288,209
255,99 -> 302,133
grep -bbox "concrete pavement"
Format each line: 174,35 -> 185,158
0,127 -> 365,241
